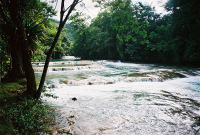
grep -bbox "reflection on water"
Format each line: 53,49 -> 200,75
37,60 -> 200,135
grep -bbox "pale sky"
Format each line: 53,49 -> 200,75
44,0 -> 168,21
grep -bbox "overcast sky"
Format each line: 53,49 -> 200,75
44,0 -> 168,21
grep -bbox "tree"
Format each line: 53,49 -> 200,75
72,0 -> 150,61
165,0 -> 200,64
69,12 -> 89,59
0,0 -> 56,96
37,0 -> 80,98
0,0 -> 79,98
91,12 -> 117,59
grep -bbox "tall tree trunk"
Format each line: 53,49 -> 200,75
0,57 -> 2,82
4,41 -> 24,81
21,42 -> 37,97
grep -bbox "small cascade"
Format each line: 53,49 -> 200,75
33,65 -> 106,72
62,56 -> 80,60
125,77 -> 156,82
51,65 -> 104,71
60,76 -> 120,86
60,76 -> 162,86
32,60 -> 92,67
50,60 -> 92,66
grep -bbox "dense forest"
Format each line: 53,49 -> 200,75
71,0 -> 200,65
0,0 -> 199,89
1,0 -> 199,76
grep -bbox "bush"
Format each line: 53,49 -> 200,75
1,99 -> 55,135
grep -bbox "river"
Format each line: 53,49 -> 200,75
33,58 -> 200,135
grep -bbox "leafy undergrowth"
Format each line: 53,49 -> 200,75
0,79 -> 56,135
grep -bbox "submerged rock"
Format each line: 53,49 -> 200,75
57,128 -> 70,134
61,80 -> 68,84
72,97 -> 77,101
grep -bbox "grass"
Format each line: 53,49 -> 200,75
0,79 -> 56,135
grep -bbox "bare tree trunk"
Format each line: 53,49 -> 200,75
37,23 -> 64,98
36,0 -> 80,99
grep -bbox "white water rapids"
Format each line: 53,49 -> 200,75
34,60 -> 200,135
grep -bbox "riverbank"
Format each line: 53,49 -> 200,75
0,79 -> 56,134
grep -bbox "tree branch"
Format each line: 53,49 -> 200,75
63,0 -> 79,23
64,0 -> 83,13
64,5 -> 71,12
60,0 -> 65,22
54,0 -> 58,11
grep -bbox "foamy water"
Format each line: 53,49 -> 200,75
38,60 -> 200,135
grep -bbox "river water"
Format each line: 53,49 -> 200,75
34,60 -> 200,135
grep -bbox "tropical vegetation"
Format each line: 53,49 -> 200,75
71,0 -> 200,66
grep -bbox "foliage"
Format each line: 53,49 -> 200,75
0,99 -> 55,134
69,12 -> 90,59
32,20 -> 73,60
0,0 -> 58,97
0,0 -> 56,55
0,83 -> 23,90
70,0 -> 200,66
71,0 -> 152,61
164,0 -> 200,64
6,101 -> 55,134
0,81 -> 55,135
